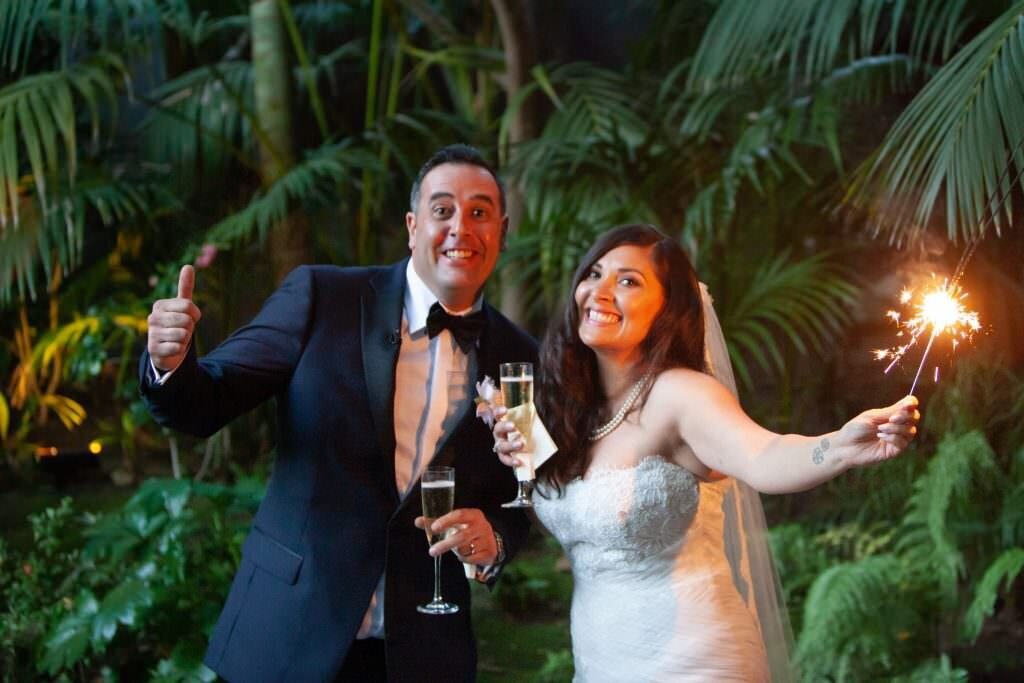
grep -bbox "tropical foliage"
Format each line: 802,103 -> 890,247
0,478 -> 263,681
0,0 -> 1022,680
771,357 -> 1024,680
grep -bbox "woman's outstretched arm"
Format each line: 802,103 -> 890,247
660,369 -> 920,494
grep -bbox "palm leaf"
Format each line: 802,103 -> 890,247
849,3 -> 1024,242
719,251 -> 859,393
37,393 -> 87,429
0,52 -> 125,229
1,170 -> 176,304
2,0 -> 167,74
681,103 -> 817,246
0,0 -> 48,73
206,140 -> 379,246
687,0 -> 969,94
139,61 -> 256,184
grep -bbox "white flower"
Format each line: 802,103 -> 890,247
474,375 -> 499,428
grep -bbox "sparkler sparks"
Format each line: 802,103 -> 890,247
875,278 -> 981,395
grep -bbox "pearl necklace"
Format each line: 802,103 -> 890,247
589,374 -> 652,442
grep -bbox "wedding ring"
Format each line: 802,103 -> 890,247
492,442 -> 499,453
468,542 -> 476,555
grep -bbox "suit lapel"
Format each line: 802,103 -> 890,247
361,261 -> 407,505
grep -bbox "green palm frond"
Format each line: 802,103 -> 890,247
160,4 -> 245,48
0,0 -> 48,73
365,108 -> 482,182
927,356 -> 1024,448
395,0 -> 461,45
1,171 -> 175,304
849,3 -> 1024,242
961,547 -> 1024,642
206,141 -> 378,246
687,0 -> 969,94
795,554 -> 920,681
681,103 -> 815,246
2,0 -> 168,73
718,252 -> 859,393
296,41 -> 366,87
500,66 -> 655,213
0,52 -> 126,229
539,63 -> 647,146
292,1 -> 359,31
140,61 -> 255,183
404,44 -> 506,123
896,430 -> 999,599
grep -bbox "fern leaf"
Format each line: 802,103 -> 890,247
796,554 -> 919,681
961,547 -> 1024,642
897,430 -> 998,601
888,655 -> 968,682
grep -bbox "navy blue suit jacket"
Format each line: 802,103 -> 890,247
139,261 -> 535,682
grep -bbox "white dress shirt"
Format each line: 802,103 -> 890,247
356,260 -> 479,639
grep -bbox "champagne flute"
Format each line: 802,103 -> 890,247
499,362 -> 536,508
417,466 -> 459,615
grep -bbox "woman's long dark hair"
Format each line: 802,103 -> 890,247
537,224 -> 706,493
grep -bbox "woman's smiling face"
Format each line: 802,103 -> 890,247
574,244 -> 666,364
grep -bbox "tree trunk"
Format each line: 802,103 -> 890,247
251,0 -> 309,282
490,0 -> 538,327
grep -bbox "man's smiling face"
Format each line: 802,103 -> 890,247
406,162 -> 508,310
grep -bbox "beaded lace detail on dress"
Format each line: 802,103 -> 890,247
534,456 -> 770,683
537,456 -> 698,579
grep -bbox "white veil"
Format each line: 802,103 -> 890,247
700,283 -> 796,682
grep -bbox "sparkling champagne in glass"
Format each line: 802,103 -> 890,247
499,362 -> 536,508
417,466 -> 458,615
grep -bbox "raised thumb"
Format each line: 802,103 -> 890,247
177,264 -> 195,301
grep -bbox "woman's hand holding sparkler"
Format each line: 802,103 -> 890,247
836,396 -> 921,467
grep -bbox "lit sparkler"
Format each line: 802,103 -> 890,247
874,278 -> 981,395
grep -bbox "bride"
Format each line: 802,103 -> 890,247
492,224 -> 919,682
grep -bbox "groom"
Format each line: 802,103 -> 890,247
139,144 -> 536,682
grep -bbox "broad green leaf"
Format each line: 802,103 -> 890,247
40,590 -> 99,674
91,577 -> 155,645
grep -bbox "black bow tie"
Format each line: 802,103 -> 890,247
426,302 -> 486,353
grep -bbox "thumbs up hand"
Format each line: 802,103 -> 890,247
147,265 -> 203,372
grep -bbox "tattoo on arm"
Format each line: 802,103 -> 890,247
812,437 -> 830,465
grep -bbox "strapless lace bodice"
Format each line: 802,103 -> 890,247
535,456 -> 699,580
534,456 -> 769,682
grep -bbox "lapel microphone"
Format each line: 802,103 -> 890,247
387,329 -> 400,346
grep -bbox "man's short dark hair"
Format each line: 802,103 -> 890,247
409,144 -> 507,215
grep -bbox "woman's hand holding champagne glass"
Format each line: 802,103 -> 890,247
497,362 -> 536,508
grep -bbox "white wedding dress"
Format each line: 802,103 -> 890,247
533,456 -> 771,682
